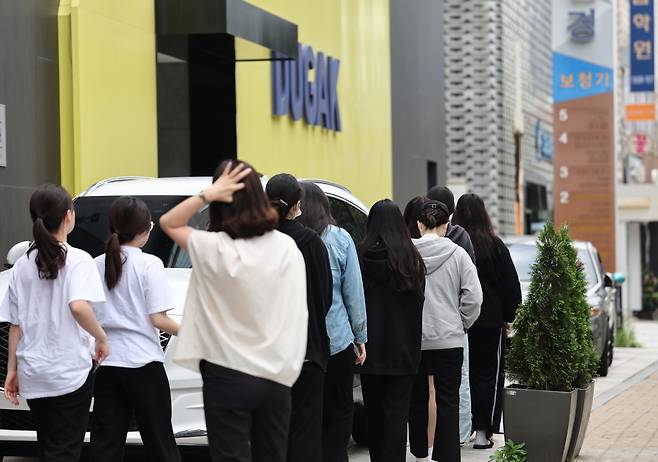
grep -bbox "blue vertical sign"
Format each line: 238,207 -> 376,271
630,0 -> 655,92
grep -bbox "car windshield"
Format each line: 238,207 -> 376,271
68,195 -> 206,266
68,193 -> 367,269
507,243 -> 599,288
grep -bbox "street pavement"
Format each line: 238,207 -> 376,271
348,319 -> 658,462
5,320 -> 658,462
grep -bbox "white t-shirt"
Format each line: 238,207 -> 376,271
0,244 -> 105,400
174,230 -> 308,387
93,246 -> 171,368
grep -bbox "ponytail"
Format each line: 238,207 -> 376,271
28,184 -> 73,280
104,233 -> 123,290
32,217 -> 67,280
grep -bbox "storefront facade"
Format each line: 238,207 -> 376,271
0,0 -> 449,260
53,0 -> 392,207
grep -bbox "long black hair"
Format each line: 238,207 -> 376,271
265,173 -> 303,220
105,196 -> 152,290
403,196 -> 427,239
28,184 -> 74,280
297,182 -> 335,235
452,193 -> 497,258
360,199 -> 425,291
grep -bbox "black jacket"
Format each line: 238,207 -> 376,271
278,220 -> 332,371
471,237 -> 522,330
357,245 -> 425,376
446,223 -> 476,263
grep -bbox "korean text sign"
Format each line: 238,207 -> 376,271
630,0 -> 654,92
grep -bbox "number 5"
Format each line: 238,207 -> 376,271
559,108 -> 568,122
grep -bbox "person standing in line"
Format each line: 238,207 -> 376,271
403,196 -> 427,240
426,186 -> 475,445
265,174 -> 333,462
298,182 -> 367,462
408,200 -> 482,462
426,187 -> 475,261
0,184 -> 109,462
160,162 -> 308,462
90,196 -> 181,462
357,199 -> 426,462
452,194 -> 521,449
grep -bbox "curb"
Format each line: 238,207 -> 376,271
592,358 -> 658,411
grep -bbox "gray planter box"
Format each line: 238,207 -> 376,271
504,387 -> 577,462
566,382 -> 595,461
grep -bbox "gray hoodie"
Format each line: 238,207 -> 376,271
413,234 -> 483,350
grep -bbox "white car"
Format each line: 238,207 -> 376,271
0,176 -> 368,458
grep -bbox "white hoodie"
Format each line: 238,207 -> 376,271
413,234 -> 483,350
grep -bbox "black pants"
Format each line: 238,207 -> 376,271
201,361 -> 291,462
288,361 -> 324,462
90,362 -> 180,462
27,369 -> 94,462
468,328 -> 504,437
361,374 -> 415,462
322,346 -> 355,462
409,348 -> 463,462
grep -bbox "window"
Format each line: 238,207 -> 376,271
328,197 -> 367,246
507,243 -> 599,288
69,195 -> 187,264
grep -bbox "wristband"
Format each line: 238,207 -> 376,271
198,191 -> 210,204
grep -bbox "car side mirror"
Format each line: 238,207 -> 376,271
5,241 -> 31,269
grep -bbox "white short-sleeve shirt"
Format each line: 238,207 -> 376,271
93,246 -> 172,368
0,244 -> 105,400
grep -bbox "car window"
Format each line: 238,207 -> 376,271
69,195 -> 187,264
507,243 -> 599,288
167,207 -> 209,268
328,197 -> 367,245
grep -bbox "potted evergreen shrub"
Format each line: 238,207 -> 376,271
505,223 -> 598,462
565,247 -> 599,462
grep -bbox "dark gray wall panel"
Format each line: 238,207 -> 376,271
390,0 -> 446,209
0,0 -> 60,264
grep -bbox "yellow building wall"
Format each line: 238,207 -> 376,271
58,0 -> 158,194
235,0 -> 392,206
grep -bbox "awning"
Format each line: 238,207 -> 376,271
155,0 -> 298,59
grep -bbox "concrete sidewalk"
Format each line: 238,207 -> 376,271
348,319 -> 658,462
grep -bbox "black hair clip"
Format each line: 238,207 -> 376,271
422,200 -> 449,215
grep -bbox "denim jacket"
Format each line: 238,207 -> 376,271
321,225 -> 368,355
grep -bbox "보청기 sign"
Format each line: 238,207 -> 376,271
553,0 -> 616,271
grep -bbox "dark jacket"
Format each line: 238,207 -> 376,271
471,237 -> 522,330
278,220 -> 332,370
446,223 -> 476,263
357,244 -> 425,375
